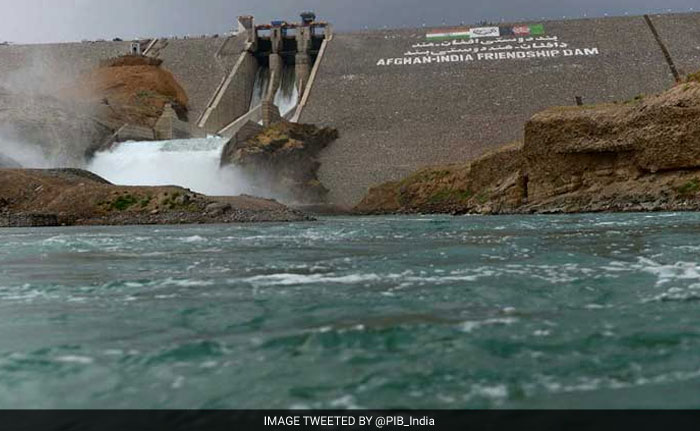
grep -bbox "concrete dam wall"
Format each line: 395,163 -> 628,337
299,12 -> 700,206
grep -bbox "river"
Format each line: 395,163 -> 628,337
1,213 -> 700,408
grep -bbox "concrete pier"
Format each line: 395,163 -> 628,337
266,53 -> 283,102
295,25 -> 314,96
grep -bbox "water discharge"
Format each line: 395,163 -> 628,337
87,137 -> 247,196
249,67 -> 270,110
274,67 -> 299,117
249,66 -> 298,116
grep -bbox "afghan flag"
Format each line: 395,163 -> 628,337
426,27 -> 471,40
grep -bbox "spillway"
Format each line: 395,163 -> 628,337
88,137 -> 245,196
249,67 -> 270,110
248,66 -> 298,117
274,66 -> 299,117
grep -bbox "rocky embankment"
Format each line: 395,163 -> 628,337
221,120 -> 338,204
0,169 -> 310,227
357,74 -> 700,215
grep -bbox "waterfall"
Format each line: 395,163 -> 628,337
249,66 -> 298,116
274,66 -> 299,117
87,137 -> 248,196
249,67 -> 270,110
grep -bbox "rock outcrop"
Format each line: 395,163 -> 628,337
221,120 -> 339,204
71,55 -> 189,128
357,75 -> 700,214
0,168 -> 311,226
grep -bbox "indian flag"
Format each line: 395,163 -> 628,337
426,28 -> 471,40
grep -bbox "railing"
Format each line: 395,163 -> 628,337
142,38 -> 159,56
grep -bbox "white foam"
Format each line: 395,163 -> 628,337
183,235 -> 207,243
645,283 -> 700,302
638,258 -> 700,286
88,137 -> 250,196
531,366 -> 700,397
468,384 -> 509,400
55,355 -> 94,365
328,395 -> 363,409
457,317 -> 519,333
163,279 -> 216,288
244,273 -> 382,286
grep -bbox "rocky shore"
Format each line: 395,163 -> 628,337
356,74 -> 700,215
0,168 -> 311,227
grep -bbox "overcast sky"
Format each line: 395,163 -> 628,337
0,0 -> 698,44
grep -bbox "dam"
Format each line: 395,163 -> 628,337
298,13 -> 700,205
1,12 -> 700,206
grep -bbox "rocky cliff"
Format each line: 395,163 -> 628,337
221,121 -> 339,204
357,75 -> 700,214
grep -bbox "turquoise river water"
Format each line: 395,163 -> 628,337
1,214 -> 700,408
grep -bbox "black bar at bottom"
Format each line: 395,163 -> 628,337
4,410 -> 700,431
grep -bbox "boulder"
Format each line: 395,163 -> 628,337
221,120 -> 338,204
205,202 -> 232,216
